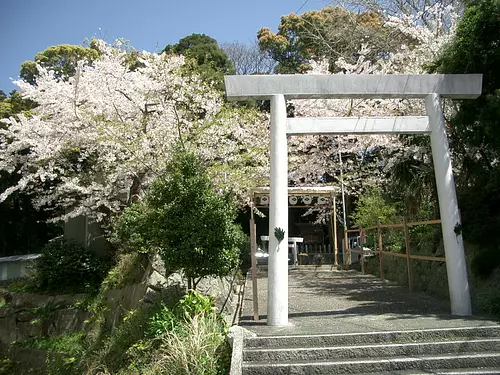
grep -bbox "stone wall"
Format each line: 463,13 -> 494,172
143,254 -> 245,324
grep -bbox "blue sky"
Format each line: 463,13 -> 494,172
0,0 -> 328,93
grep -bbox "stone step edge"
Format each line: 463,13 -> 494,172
244,337 -> 500,354
245,325 -> 500,346
348,368 -> 500,375
242,351 -> 500,368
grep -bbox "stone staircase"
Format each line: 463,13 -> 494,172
241,325 -> 500,375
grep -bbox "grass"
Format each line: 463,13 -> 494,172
21,332 -> 86,353
141,314 -> 230,375
102,252 -> 149,290
2,252 -> 233,375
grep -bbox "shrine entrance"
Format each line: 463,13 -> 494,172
225,74 -> 482,325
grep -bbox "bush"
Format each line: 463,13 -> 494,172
148,290 -> 215,338
113,147 -> 243,289
35,238 -> 106,293
146,314 -> 230,375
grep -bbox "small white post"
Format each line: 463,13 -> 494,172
426,93 -> 472,316
268,94 -> 289,326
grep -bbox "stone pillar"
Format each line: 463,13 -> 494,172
426,93 -> 472,316
268,94 -> 289,326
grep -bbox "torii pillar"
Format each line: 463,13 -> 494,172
225,74 -> 482,324
268,94 -> 289,325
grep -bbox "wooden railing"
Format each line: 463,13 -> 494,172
345,219 -> 445,292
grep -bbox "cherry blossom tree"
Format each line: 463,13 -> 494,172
0,40 -> 269,223
284,3 -> 460,224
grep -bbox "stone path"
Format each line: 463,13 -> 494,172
239,266 -> 499,336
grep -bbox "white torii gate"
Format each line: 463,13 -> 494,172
225,74 -> 482,325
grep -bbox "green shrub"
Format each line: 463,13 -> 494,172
146,314 -> 230,375
35,238 -> 106,293
22,331 -> 86,352
471,246 -> 500,278
113,147 -> 243,289
176,290 -> 215,318
85,305 -> 157,374
19,332 -> 86,375
148,290 -> 215,338
148,304 -> 179,338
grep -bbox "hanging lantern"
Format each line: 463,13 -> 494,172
289,196 -> 298,205
302,195 -> 312,205
318,196 -> 328,205
260,195 -> 269,205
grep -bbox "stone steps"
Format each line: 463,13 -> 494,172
244,338 -> 500,362
245,326 -> 500,349
241,326 -> 500,375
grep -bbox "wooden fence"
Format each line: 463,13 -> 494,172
345,219 -> 445,292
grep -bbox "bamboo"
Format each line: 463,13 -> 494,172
404,217 -> 414,292
378,221 -> 384,280
249,205 -> 259,321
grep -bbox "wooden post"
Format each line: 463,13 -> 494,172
344,229 -> 349,266
249,203 -> 259,321
333,196 -> 338,266
404,217 -> 414,292
360,228 -> 365,274
378,221 -> 384,280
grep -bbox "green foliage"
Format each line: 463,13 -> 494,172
83,287 -> 226,375
163,33 -> 234,89
20,44 -> 100,84
350,187 -> 400,228
386,136 -> 438,218
34,239 -> 106,293
471,247 -> 500,279
110,203 -> 153,255
148,290 -> 215,338
17,332 -> 86,375
176,290 -> 215,319
0,90 -> 37,120
22,332 -> 86,352
257,6 -> 399,74
145,314 -> 230,375
90,306 -> 156,374
102,252 -> 149,289
148,304 -> 179,338
431,0 -> 500,275
114,147 -> 243,285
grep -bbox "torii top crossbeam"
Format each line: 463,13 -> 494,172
225,74 -> 482,100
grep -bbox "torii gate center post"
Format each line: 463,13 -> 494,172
224,74 -> 483,326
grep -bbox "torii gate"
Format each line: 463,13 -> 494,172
225,74 -> 482,325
